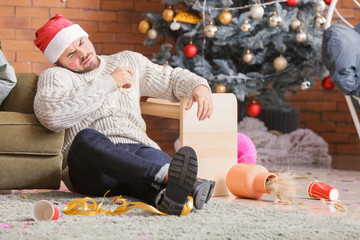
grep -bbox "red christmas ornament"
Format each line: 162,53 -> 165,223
286,0 -> 299,6
324,0 -> 332,5
247,102 -> 261,117
322,76 -> 335,91
184,44 -> 198,58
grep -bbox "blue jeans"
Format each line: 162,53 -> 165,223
67,128 -> 171,206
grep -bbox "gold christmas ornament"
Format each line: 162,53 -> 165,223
273,55 -> 288,71
147,28 -> 158,40
269,12 -> 282,28
241,18 -> 252,32
174,10 -> 201,24
215,83 -> 227,93
250,3 -> 264,19
162,6 -> 175,22
218,10 -> 233,25
242,50 -> 254,63
296,29 -> 307,43
204,18 -> 218,38
138,20 -> 151,34
290,18 -> 301,30
315,13 -> 326,28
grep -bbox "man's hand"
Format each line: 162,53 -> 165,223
110,66 -> 133,89
185,85 -> 213,121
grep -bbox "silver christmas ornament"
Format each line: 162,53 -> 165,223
250,4 -> 264,19
291,18 -> 301,30
241,18 -> 252,32
147,29 -> 158,40
315,14 -> 326,28
315,0 -> 326,12
170,20 -> 181,31
301,80 -> 311,90
296,29 -> 307,42
269,12 -> 282,27
204,19 -> 218,38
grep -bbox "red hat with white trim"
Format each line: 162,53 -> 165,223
34,14 -> 88,64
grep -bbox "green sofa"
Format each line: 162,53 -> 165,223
0,73 -> 64,190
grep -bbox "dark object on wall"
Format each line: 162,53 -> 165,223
256,105 -> 300,134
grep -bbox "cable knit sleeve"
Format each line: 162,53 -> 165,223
125,51 -> 210,102
34,67 -> 118,132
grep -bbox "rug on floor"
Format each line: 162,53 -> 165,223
0,191 -> 359,240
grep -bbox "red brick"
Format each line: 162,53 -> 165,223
336,123 -> 359,134
2,51 -> 15,62
89,32 -> 117,43
67,0 -> 100,10
101,1 -> 134,11
101,43 -> 134,54
99,22 -> 131,32
32,18 -> 50,30
0,17 -> 31,29
336,143 -> 360,154
299,112 -> 321,122
134,2 -> 163,12
117,33 -> 144,44
291,91 -> 324,101
11,62 -> 32,73
340,0 -> 358,8
16,29 -> 37,40
32,0 -> 66,8
305,121 -> 336,132
32,62 -> 52,75
306,101 -> 337,112
17,51 -> 47,62
0,0 -> 31,7
16,7 -> 49,18
84,10 -> 116,22
0,7 -> 15,17
75,21 -> 99,32
2,39 -> 33,51
50,8 -> 84,20
322,112 -> 353,122
321,132 -> 349,143
0,29 -> 16,39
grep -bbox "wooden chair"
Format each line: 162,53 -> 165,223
325,0 -> 360,138
141,93 -> 238,196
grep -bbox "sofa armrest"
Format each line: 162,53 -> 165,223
0,73 -> 38,113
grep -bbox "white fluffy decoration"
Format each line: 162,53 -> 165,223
238,117 -> 332,166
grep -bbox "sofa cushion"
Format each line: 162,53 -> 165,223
0,112 -> 64,155
0,73 -> 38,113
0,154 -> 61,189
322,23 -> 360,97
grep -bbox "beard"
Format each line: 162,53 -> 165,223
77,53 -> 100,73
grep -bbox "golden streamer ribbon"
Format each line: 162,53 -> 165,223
174,10 -> 201,24
64,191 -> 193,217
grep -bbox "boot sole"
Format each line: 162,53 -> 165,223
158,146 -> 198,215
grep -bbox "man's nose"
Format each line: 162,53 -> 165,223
77,47 -> 87,58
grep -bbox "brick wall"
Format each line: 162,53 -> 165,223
0,0 -> 359,165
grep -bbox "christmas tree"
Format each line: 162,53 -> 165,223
139,0 -> 329,114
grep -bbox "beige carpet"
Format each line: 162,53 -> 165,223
0,191 -> 359,240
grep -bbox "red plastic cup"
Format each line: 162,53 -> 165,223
32,200 -> 60,221
308,181 -> 339,201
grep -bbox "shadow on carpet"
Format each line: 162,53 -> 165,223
0,191 -> 359,240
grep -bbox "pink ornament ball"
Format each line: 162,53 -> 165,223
237,132 -> 257,164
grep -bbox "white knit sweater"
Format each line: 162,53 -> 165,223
34,51 -> 210,190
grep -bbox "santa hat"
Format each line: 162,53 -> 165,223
34,14 -> 88,64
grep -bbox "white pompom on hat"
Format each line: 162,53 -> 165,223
34,14 -> 89,64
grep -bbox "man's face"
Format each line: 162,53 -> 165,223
57,37 -> 99,73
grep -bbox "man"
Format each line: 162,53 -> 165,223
0,49 -> 17,106
34,14 -> 214,216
